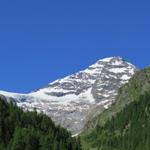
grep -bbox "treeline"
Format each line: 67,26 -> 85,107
84,91 -> 150,150
0,98 -> 81,150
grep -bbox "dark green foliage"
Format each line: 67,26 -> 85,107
83,91 -> 150,150
0,98 -> 81,150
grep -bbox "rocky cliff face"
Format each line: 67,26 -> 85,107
0,57 -> 137,134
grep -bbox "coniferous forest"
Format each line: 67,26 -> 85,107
2,88 -> 150,150
0,98 -> 81,150
83,91 -> 150,150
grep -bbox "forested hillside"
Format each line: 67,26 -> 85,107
83,90 -> 150,150
85,67 -> 150,131
0,98 -> 81,150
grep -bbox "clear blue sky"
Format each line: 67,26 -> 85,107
0,0 -> 150,93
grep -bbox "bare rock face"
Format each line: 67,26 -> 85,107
0,57 -> 137,134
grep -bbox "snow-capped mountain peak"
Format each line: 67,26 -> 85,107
0,56 -> 137,134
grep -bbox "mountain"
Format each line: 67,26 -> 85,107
82,67 -> 150,150
0,56 -> 137,134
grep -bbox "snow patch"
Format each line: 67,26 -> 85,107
109,68 -> 126,73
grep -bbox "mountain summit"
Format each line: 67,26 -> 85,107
0,57 -> 137,134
